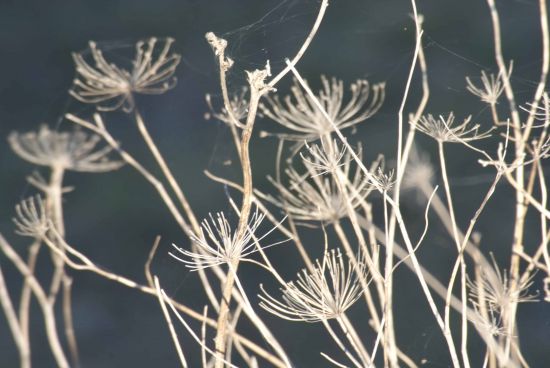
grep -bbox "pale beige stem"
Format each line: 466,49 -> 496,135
0,264 -> 30,368
19,240 -> 41,365
46,164 -> 81,367
0,235 -> 69,368
66,113 -> 194,237
62,276 -> 80,367
267,0 -> 329,88
134,109 -> 201,234
39,230 -> 287,368
486,1 -> 526,362
337,314 -> 372,367
47,165 -> 66,302
154,276 -> 188,368
286,61 -> 462,366
214,87 -> 261,368
438,141 -> 470,368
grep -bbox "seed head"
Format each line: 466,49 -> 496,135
466,65 -> 511,105
9,125 -> 124,172
267,145 -> 375,223
259,249 -> 367,322
171,208 -> 286,270
13,196 -> 49,238
260,75 -> 385,141
416,112 -> 492,143
71,37 -> 180,112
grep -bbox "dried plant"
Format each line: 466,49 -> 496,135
170,208 -> 287,271
300,139 -> 348,176
259,249 -> 367,322
1,1 -> 549,367
267,146 -> 374,223
416,112 -> 493,143
71,37 -> 180,112
260,75 -> 385,141
206,87 -> 249,128
12,196 -> 49,238
468,256 -> 538,313
466,65 -> 512,105
8,125 -> 123,172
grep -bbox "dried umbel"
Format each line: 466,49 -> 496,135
268,146 -> 374,223
13,196 -> 49,238
416,112 -> 493,143
470,305 -> 508,338
170,208 -> 286,271
300,139 -> 348,176
259,249 -> 367,322
205,87 -> 248,128
369,167 -> 395,192
260,75 -> 385,141
466,65 -> 511,105
71,37 -> 181,112
9,125 -> 123,172
468,256 -> 538,315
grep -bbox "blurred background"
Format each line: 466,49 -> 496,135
1,0 -> 549,366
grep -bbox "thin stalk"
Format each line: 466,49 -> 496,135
486,1 -> 526,361
286,60 -> 461,367
213,87 -> 261,368
134,109 -> 201,234
438,141 -> 470,368
0,264 -> 30,368
62,276 -> 80,367
46,164 -> 81,366
154,277 -> 189,368
19,240 -> 41,364
0,235 -> 69,368
228,264 -> 292,367
38,230 -> 287,368
337,314 -> 372,367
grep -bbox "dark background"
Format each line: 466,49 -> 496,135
1,0 -> 549,367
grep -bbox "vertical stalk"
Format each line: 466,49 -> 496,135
19,240 -> 41,367
485,1 -> 526,361
438,142 -> 470,368
46,164 -> 81,366
214,88 -> 262,368
47,164 -> 66,301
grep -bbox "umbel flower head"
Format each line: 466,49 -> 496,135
13,196 -> 49,238
300,139 -> 348,176
71,37 -> 181,112
8,125 -> 123,172
466,65 -> 511,105
468,255 -> 537,315
259,248 -> 367,322
170,208 -> 287,271
205,87 -> 248,128
416,112 -> 493,143
267,144 -> 376,223
260,75 -> 385,141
